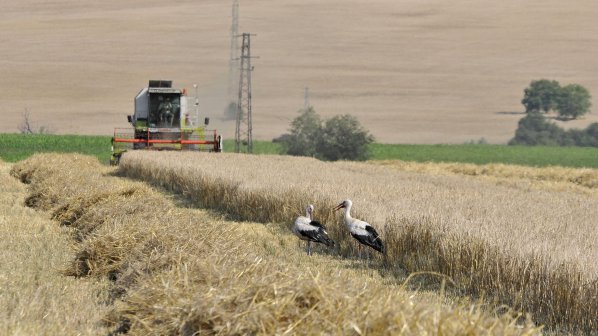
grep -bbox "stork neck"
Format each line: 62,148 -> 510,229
306,209 -> 312,220
344,205 -> 352,221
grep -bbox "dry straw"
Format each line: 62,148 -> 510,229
10,153 -> 543,335
116,151 -> 598,333
0,159 -> 110,334
373,160 -> 598,194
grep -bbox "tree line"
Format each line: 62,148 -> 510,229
273,78 -> 595,162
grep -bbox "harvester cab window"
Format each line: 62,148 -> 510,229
149,94 -> 181,127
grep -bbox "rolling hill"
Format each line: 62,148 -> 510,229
2,0 -> 598,144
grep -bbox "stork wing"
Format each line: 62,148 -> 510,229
298,227 -> 335,247
298,228 -> 321,241
309,220 -> 326,230
365,225 -> 380,238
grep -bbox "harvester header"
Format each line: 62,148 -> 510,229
110,80 -> 222,165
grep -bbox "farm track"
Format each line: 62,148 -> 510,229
5,153 -> 544,335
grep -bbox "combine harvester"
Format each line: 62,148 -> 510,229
111,80 -> 222,165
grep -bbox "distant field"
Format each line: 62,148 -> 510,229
4,0 -> 598,144
3,133 -> 598,168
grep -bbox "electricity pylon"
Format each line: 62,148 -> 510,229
228,0 -> 239,103
235,33 -> 256,153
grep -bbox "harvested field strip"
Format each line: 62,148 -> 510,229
10,153 -> 541,335
0,160 -> 109,335
117,151 -> 598,333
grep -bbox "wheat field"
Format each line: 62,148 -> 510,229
116,150 -> 598,333
4,153 -> 546,335
120,151 -> 598,277
372,160 -> 598,192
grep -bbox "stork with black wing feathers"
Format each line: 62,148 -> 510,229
293,204 -> 335,255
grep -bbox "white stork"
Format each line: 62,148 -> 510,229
334,199 -> 385,256
293,204 -> 335,255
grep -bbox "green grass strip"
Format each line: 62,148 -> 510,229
0,133 -> 112,164
369,143 -> 598,168
3,133 -> 598,168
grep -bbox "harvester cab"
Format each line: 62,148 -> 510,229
110,80 -> 222,165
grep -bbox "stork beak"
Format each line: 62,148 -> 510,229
333,203 -> 344,211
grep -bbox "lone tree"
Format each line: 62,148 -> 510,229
521,79 -> 561,113
521,79 -> 592,120
277,108 -> 374,161
556,84 -> 592,120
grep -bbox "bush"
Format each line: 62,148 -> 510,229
585,123 -> 598,146
509,113 -> 564,146
318,115 -> 374,161
280,107 -> 322,157
509,113 -> 598,147
278,108 -> 374,161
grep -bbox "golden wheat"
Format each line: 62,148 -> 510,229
372,160 -> 598,195
120,151 -> 598,276
116,150 -> 598,333
8,153 -> 542,335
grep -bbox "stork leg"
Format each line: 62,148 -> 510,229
307,241 -> 312,255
